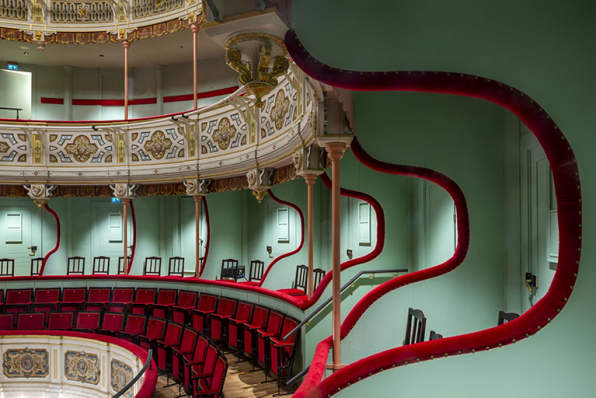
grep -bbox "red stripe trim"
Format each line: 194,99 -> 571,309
40,97 -> 64,105
163,86 -> 239,103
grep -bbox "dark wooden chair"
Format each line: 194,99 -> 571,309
498,311 -> 520,325
0,258 -> 15,277
92,256 -> 110,275
404,307 -> 427,345
220,258 -> 240,281
143,256 -> 162,276
313,268 -> 326,290
67,256 -> 85,275
277,265 -> 308,296
240,260 -> 264,286
429,330 -> 444,340
118,256 -> 131,275
30,257 -> 43,276
168,257 -> 185,277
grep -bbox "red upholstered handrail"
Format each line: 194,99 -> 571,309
198,195 -> 210,278
285,29 -> 582,398
0,330 -> 157,397
40,203 -> 60,276
128,199 -> 137,274
257,188 -> 305,287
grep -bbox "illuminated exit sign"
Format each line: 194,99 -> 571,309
7,62 -> 18,70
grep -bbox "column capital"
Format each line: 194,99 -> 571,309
121,39 -> 131,49
24,184 -> 56,209
294,144 -> 326,176
190,23 -> 200,34
301,173 -> 320,186
247,168 -> 275,203
323,141 -> 348,161
184,178 -> 212,196
110,183 -> 138,199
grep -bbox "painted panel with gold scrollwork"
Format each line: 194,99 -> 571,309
133,0 -> 185,20
47,132 -> 115,164
51,1 -> 113,23
199,111 -> 249,156
64,350 -> 100,385
129,127 -> 186,163
260,81 -> 299,140
0,0 -> 27,20
0,133 -> 28,163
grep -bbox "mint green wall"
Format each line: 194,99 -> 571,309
292,0 -> 594,396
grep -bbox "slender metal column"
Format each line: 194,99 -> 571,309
122,198 -> 130,275
303,173 -> 318,298
194,195 -> 202,278
191,23 -> 200,109
122,40 -> 131,120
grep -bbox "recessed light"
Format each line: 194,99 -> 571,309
23,52 -> 29,55
179,45 -> 185,49
99,54 -> 104,57
20,46 -> 29,50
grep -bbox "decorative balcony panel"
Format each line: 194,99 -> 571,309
133,0 -> 185,20
0,0 -> 27,21
51,1 -> 113,24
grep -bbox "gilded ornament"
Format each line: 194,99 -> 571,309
3,348 -> 49,378
0,141 -> 9,153
252,189 -> 267,203
64,351 -> 100,385
270,90 -> 290,130
65,135 -> 98,162
247,170 -> 256,186
212,117 -> 237,150
111,359 -> 133,398
144,130 -> 173,159
292,150 -> 303,172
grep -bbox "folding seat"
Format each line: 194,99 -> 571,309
73,311 -> 102,333
241,305 -> 269,363
267,317 -> 300,388
85,287 -> 112,312
138,317 -> 167,353
107,287 -> 135,313
209,298 -> 237,343
237,260 -> 264,286
117,314 -> 147,344
171,327 -> 198,386
96,312 -> 125,335
47,312 -> 74,330
60,288 -> 87,312
227,302 -> 254,354
130,288 -> 157,315
156,321 -> 184,372
277,265 -> 308,296
190,294 -> 218,333
256,311 -> 284,369
0,289 -> 4,309
0,313 -> 14,330
193,354 -> 228,398
151,288 -> 178,319
171,290 -> 198,325
189,345 -> 218,397
183,335 -> 209,395
4,289 -> 34,315
17,312 -> 45,330
31,288 -> 61,321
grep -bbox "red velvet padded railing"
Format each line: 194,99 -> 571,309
285,29 -> 582,398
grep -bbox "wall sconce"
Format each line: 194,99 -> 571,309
266,246 -> 273,259
27,245 -> 37,257
346,249 -> 353,260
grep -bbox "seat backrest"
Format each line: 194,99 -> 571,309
88,287 -> 111,302
280,317 -> 299,345
17,312 -> 44,330
0,258 -> 15,277
313,268 -> 326,290
76,312 -> 101,329
209,356 -> 228,393
216,298 -> 237,317
156,289 -> 177,305
192,335 -> 209,362
62,288 -> 86,302
249,260 -> 264,282
235,302 -> 253,323
101,313 -> 125,332
197,294 -> 218,311
6,289 -> 33,304
220,258 -> 239,281
146,318 -> 167,339
34,288 -> 61,303
30,257 -> 43,276
124,314 -> 147,334
163,322 -> 183,345
265,311 -> 284,335
134,288 -> 157,304
67,256 -> 85,275
251,306 -> 269,328
202,345 -> 218,375
92,256 -> 110,275
168,256 -> 185,277
404,307 -> 427,345
0,314 -> 14,330
143,256 -> 162,276
429,330 -> 444,340
497,311 -> 520,325
177,291 -> 197,308
113,288 -> 135,303
48,312 -> 74,330
179,328 -> 198,353
118,256 -> 131,275
294,265 -> 308,291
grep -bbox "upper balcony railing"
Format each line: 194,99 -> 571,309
0,68 -> 322,185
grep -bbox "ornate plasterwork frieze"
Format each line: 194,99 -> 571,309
64,350 -> 100,385
111,359 -> 134,398
3,348 -> 49,378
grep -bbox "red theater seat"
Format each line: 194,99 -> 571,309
193,355 -> 227,398
191,294 -> 218,333
60,288 -> 87,312
0,313 -> 14,330
227,302 -> 254,354
190,345 -> 218,394
171,290 -> 198,325
97,312 -> 125,335
257,311 -> 284,368
31,288 -> 61,321
17,312 -> 45,330
130,288 -> 157,315
210,298 -> 237,343
47,312 -> 74,330
151,289 -> 178,319
172,327 -> 198,383
138,317 -> 167,353
4,289 -> 33,314
107,287 -> 135,313
242,306 -> 269,363
85,287 -> 112,312
157,322 -> 184,372
183,335 -> 209,394
74,311 -> 101,332
118,314 -> 147,343
268,317 -> 299,384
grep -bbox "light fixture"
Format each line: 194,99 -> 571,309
23,52 -> 29,55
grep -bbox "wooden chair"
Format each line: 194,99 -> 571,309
118,256 -> 131,275
0,258 -> 15,277
168,257 -> 185,277
277,265 -> 308,296
238,260 -> 264,286
429,330 -> 444,340
220,258 -> 240,281
313,268 -> 326,290
143,256 -> 162,276
92,256 -> 110,275
404,308 -> 427,345
30,257 -> 43,276
498,311 -> 520,325
67,256 -> 85,275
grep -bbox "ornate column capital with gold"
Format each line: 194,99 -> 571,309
247,167 -> 275,203
110,183 -> 138,200
184,178 -> 213,196
24,184 -> 57,209
293,144 -> 326,178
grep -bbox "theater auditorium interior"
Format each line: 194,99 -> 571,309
0,1 -> 592,397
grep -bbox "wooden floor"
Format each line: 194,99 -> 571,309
154,352 -> 293,398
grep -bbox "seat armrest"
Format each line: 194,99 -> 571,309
184,360 -> 205,367
191,371 -> 214,379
